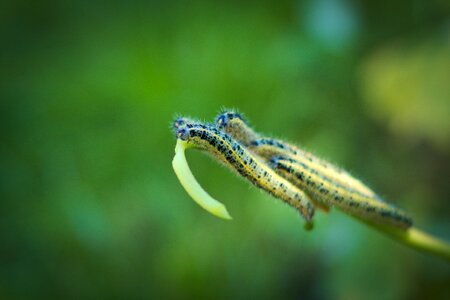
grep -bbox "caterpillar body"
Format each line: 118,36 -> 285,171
215,111 -> 413,229
174,118 -> 315,225
216,111 -> 376,197
271,156 -> 412,229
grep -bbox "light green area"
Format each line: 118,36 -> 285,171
173,139 -> 232,220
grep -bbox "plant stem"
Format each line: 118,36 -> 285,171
363,220 -> 450,261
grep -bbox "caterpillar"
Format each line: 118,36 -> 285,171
271,156 -> 412,229
173,118 -> 316,226
216,111 -> 376,197
215,111 -> 413,229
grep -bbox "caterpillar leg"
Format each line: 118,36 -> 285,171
310,197 -> 331,213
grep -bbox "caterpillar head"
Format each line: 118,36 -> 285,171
173,117 -> 192,141
215,111 -> 244,129
175,126 -> 189,141
173,117 -> 193,130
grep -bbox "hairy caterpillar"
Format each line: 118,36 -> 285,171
271,156 -> 412,229
216,111 -> 376,198
216,111 -> 413,229
173,118 -> 315,225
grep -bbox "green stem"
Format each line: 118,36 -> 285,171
363,221 -> 450,261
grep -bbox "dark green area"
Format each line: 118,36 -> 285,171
1,0 -> 449,299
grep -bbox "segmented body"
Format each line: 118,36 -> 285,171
250,138 -> 378,198
215,111 -> 413,229
174,119 -> 315,224
272,156 -> 412,229
216,112 -> 376,197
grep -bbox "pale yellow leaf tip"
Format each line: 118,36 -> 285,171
172,139 -> 232,220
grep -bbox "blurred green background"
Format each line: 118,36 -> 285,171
1,0 -> 449,299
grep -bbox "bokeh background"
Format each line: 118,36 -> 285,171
1,0 -> 449,299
